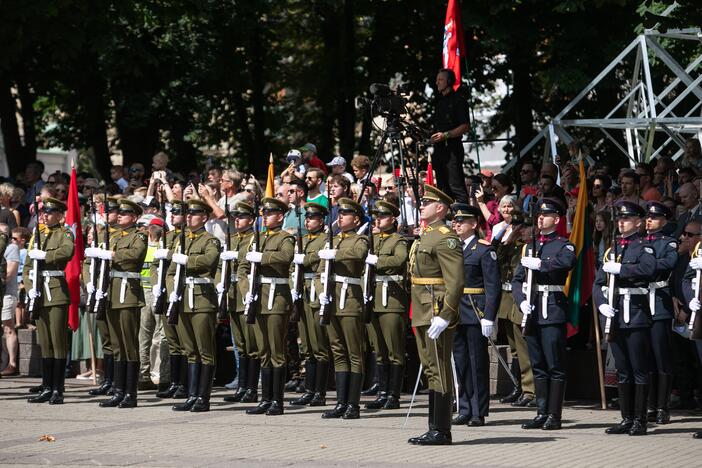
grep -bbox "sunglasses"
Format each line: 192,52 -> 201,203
244,188 -> 254,193
287,189 -> 298,194
681,231 -> 700,237
420,199 -> 437,207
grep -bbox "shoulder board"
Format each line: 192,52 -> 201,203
478,239 -> 490,245
438,226 -> 450,234
208,237 -> 222,246
136,232 -> 147,242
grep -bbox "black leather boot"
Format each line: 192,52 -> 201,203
247,367 -> 273,414
383,364 -> 403,409
89,354 -> 114,396
693,431 -> 702,439
656,373 -> 672,424
28,358 -> 54,403
290,359 -> 316,406
267,367 -> 286,415
343,372 -> 363,419
173,356 -> 189,398
322,371 -> 349,418
191,364 -> 215,412
100,360 -> 126,407
309,360 -> 328,406
522,378 -> 549,429
157,355 -> 181,399
173,361 -> 201,411
646,372 -> 657,422
408,390 -> 435,444
542,379 -> 566,430
412,391 -> 452,445
224,356 -> 249,403
119,361 -> 139,408
365,363 -> 389,409
49,358 -> 66,405
629,384 -> 648,436
606,382 -> 634,434
241,358 -> 260,403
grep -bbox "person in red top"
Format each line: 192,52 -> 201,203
299,143 -> 328,175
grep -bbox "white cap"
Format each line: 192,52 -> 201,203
327,156 -> 346,167
286,149 -> 302,162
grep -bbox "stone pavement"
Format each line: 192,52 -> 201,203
0,377 -> 699,467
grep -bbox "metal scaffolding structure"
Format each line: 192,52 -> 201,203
504,28 -> 702,172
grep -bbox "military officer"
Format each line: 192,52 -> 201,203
289,202 -> 332,407
243,197 -> 295,416
683,239 -> 702,440
25,197 -> 75,404
363,200 -> 409,411
168,199 -> 221,412
594,201 -> 656,436
94,199 -> 148,408
512,198 -> 576,431
153,199 -> 189,400
451,203 -> 501,426
407,185 -> 464,446
318,198 -> 369,420
221,201 -> 260,404
643,201 -> 677,425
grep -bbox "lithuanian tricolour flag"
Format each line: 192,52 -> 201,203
563,157 -> 595,337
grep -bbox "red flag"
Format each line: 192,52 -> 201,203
442,0 -> 465,91
64,163 -> 84,332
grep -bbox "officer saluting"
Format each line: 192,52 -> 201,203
643,201 -> 677,425
512,198 -> 575,431
407,185 -> 464,446
25,197 -> 75,405
594,201 -> 656,436
451,203 -> 501,427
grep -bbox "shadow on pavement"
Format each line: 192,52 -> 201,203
452,436 -> 563,445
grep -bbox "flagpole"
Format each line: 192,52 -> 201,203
591,301 -> 607,410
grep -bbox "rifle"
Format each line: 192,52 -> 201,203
604,206 -> 618,342
290,204 -> 305,323
27,194 -> 44,320
217,200 -> 232,321
521,199 -> 537,336
166,190 -> 187,325
244,198 -> 261,325
319,208 -> 334,326
153,183 -> 169,315
86,193 -> 99,313
94,187 -> 111,320
362,205 -> 376,324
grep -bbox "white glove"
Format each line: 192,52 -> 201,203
480,319 -> 494,338
365,254 -> 379,265
318,293 -> 331,306
690,257 -> 702,270
427,316 -> 449,340
220,250 -> 238,261
168,291 -> 179,303
519,300 -> 533,316
152,286 -> 159,297
28,288 -> 39,300
689,298 -> 701,312
85,247 -> 101,258
598,303 -> 616,318
246,251 -> 263,263
603,262 -> 622,275
291,290 -> 301,302
98,249 -> 114,260
293,253 -> 305,265
28,249 -> 47,260
244,292 -> 257,304
521,257 -> 541,271
153,248 -> 170,260
172,253 -> 188,265
216,283 -> 225,294
86,282 -> 95,295
318,249 -> 337,260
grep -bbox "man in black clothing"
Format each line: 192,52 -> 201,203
431,69 -> 470,204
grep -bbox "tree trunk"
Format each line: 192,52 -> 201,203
115,106 -> 160,174
336,0 -> 356,159
509,51 -> 536,158
81,76 -> 110,177
15,77 -> 37,162
0,79 -> 29,175
248,22 -> 268,177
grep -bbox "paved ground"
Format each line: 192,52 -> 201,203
0,377 -> 700,467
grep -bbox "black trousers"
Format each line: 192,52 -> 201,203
649,319 -> 673,374
611,328 -> 651,384
432,141 -> 468,204
453,324 -> 489,418
525,324 -> 567,382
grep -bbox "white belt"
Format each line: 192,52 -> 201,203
502,282 -> 512,292
332,274 -> 361,310
260,276 -> 289,311
304,273 -> 316,302
185,277 -> 213,309
41,270 -> 64,277
110,271 -> 141,304
375,275 -> 403,307
525,284 -> 565,320
41,270 -> 63,301
648,281 -> 668,317
603,286 -> 648,324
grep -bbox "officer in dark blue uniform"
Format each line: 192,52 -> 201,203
643,201 -> 677,425
511,198 -> 576,431
594,200 -> 656,436
450,204 -> 501,427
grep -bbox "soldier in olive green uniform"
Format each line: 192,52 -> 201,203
153,200 -> 189,399
242,197 -> 295,416
318,198 -> 369,420
96,199 -> 148,408
221,201 -> 260,403
25,198 -> 75,405
289,202 -> 331,407
364,201 -> 409,411
168,199 -> 221,412
87,196 -> 120,397
407,185 -> 464,446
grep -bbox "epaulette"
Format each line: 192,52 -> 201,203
438,226 -> 450,234
478,239 -> 490,245
137,232 -> 147,242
